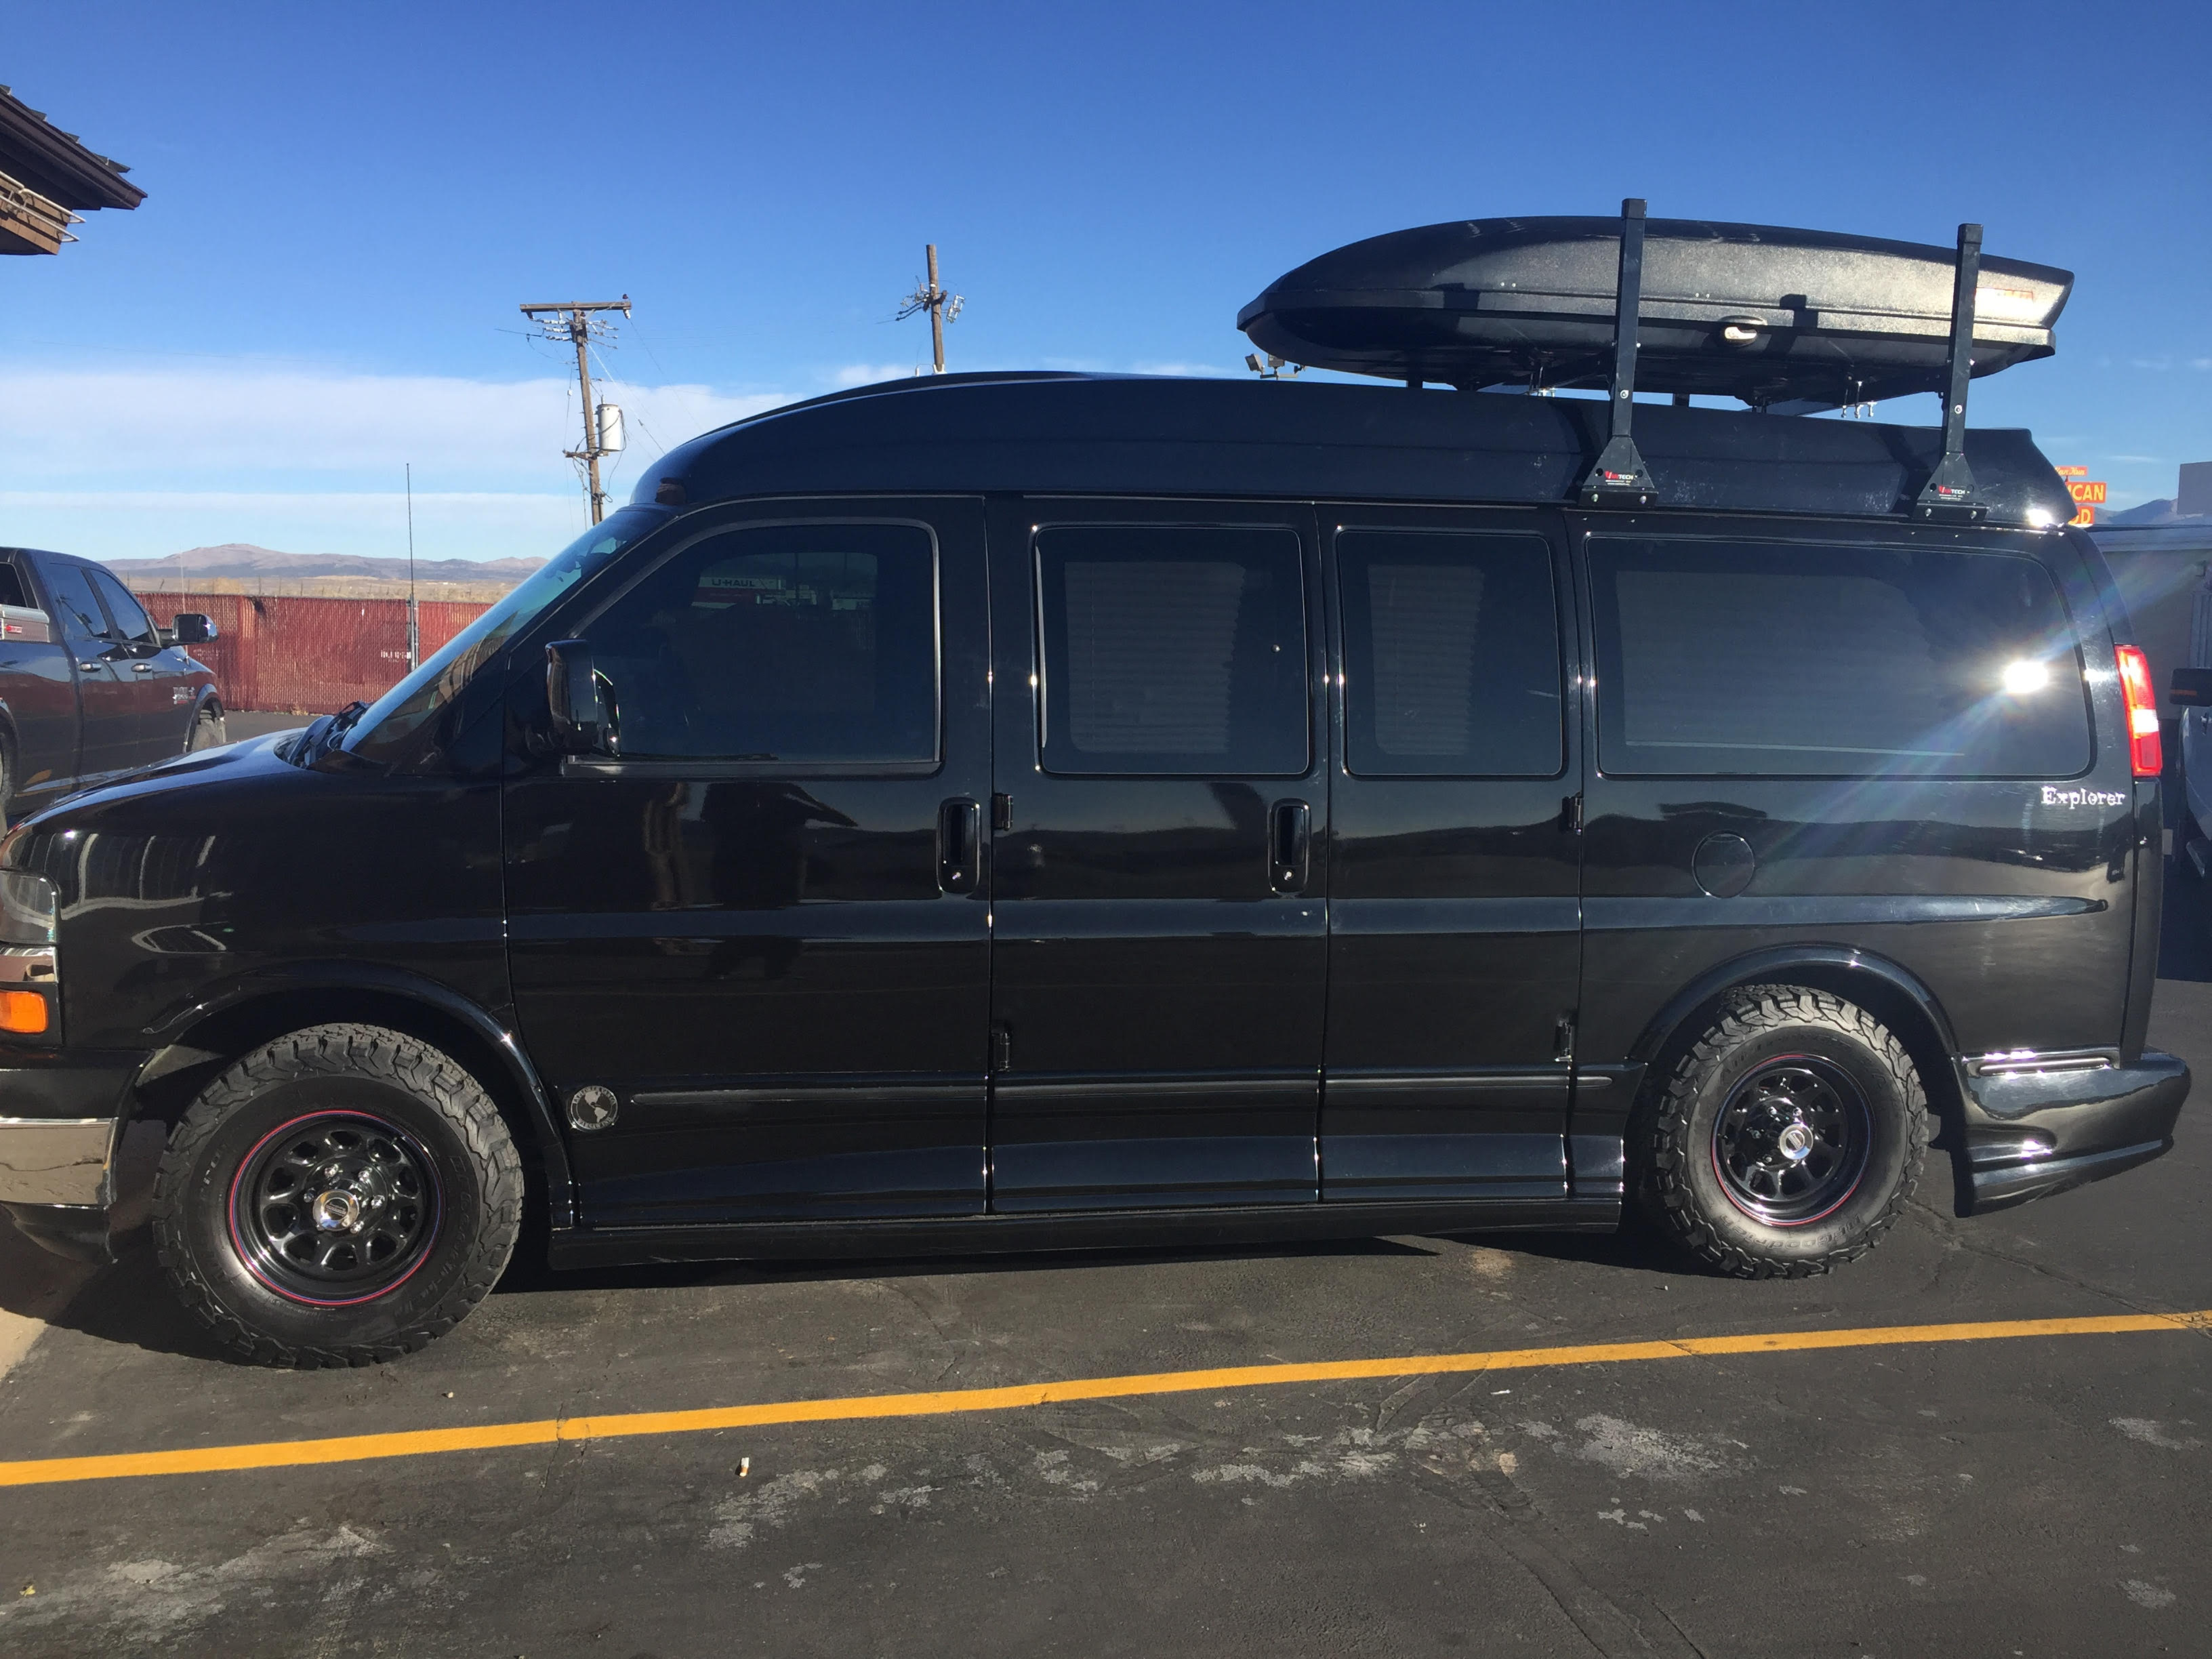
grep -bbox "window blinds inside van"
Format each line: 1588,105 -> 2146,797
1590,539 -> 2092,778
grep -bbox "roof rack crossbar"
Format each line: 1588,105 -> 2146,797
1576,197 -> 1657,508
1913,222 -> 1991,524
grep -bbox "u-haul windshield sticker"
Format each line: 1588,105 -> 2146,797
2042,785 -> 2127,808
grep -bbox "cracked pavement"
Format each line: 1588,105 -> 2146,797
3,880 -> 2210,1657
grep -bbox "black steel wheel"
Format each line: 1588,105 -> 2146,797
1639,985 -> 1927,1278
227,1111 -> 442,1305
155,1024 -> 522,1367
1708,1056 -> 1870,1226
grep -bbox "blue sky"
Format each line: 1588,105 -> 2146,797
6,0 -> 2209,562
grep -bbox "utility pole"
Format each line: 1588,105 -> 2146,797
519,295 -> 631,522
897,246 -> 963,373
404,462 -> 419,671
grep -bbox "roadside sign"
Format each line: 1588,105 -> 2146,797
2059,468 -> 2104,526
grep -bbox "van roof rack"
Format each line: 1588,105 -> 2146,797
1240,204 -> 2066,520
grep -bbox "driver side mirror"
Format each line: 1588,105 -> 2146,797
2171,667 -> 2212,708
169,613 -> 217,647
545,639 -> 619,757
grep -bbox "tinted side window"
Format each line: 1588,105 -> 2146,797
583,522 -> 939,766
0,565 -> 28,611
40,564 -> 107,641
1036,525 -> 1309,776
89,569 -> 157,647
1589,537 -> 2092,778
1338,530 -> 1563,777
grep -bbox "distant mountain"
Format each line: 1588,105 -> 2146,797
2102,498 -> 2179,527
103,544 -> 546,583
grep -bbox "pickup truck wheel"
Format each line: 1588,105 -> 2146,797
186,706 -> 228,751
1641,985 -> 1927,1278
152,1024 -> 522,1367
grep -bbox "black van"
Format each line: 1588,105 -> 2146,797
0,226 -> 2189,1367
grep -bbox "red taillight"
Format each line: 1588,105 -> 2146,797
2116,644 -> 2163,779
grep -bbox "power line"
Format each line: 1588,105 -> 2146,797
584,344 -> 670,464
621,311 -> 674,384
518,296 -> 630,524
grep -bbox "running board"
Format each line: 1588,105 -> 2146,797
546,1196 -> 1622,1270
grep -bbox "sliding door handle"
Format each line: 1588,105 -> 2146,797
937,797 -> 982,893
1269,798 -> 1311,893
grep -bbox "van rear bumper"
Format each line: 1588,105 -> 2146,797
1957,1048 -> 2188,1212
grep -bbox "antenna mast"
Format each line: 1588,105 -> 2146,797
405,462 -> 419,671
519,295 -> 632,521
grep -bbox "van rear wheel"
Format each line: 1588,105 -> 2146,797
152,1024 -> 522,1366
1641,986 -> 1927,1278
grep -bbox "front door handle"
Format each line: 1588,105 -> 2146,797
132,662 -> 155,674
937,798 -> 982,893
1269,798 -> 1311,893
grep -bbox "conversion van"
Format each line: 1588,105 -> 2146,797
0,208 -> 2187,1366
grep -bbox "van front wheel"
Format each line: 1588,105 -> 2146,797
152,1024 -> 523,1366
1641,986 -> 1927,1278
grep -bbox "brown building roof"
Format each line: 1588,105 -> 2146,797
1,84 -> 144,256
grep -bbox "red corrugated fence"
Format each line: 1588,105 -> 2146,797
138,593 -> 492,715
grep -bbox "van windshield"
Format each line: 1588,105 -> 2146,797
344,504 -> 670,764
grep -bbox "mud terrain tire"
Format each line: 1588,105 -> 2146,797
153,1023 -> 521,1366
1641,985 -> 1927,1278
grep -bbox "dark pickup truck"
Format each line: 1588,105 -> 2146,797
0,546 -> 226,822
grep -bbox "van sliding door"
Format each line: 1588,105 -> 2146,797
985,497 -> 1328,1211
1317,507 -> 1583,1203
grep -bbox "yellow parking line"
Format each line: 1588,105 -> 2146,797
3,1308 -> 2205,1490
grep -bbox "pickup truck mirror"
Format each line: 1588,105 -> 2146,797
2171,667 -> 2212,708
545,639 -> 619,757
169,613 -> 217,647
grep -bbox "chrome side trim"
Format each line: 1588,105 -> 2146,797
1586,893 -> 2104,931
1967,1048 -> 2118,1079
0,1116 -> 117,1206
1326,1070 -> 1571,1101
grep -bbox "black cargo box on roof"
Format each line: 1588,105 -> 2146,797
1238,216 -> 2072,409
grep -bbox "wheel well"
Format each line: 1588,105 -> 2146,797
134,988 -> 558,1197
1626,961 -> 1968,1212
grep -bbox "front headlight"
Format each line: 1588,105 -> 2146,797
0,872 -> 58,1039
0,872 -> 57,946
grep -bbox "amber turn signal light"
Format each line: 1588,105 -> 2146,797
0,990 -> 49,1035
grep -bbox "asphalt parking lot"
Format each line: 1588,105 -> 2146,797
2,877 -> 2208,1658
222,710 -> 312,744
